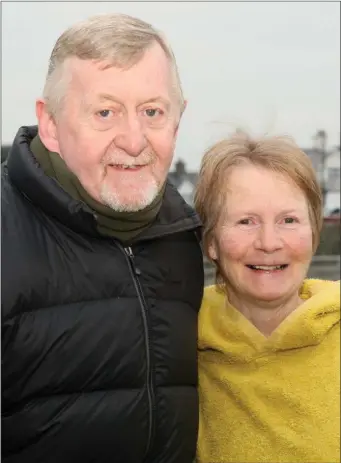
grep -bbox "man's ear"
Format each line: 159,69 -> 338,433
181,99 -> 188,115
174,99 -> 187,137
35,99 -> 61,154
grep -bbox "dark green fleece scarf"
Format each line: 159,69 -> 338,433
30,135 -> 165,242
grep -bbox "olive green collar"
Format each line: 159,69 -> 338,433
30,135 -> 165,243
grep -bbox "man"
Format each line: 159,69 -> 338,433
1,14 -> 204,463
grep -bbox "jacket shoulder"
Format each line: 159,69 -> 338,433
2,163 -> 37,232
1,167 -> 46,320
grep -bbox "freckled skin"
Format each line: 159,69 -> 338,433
209,165 -> 313,310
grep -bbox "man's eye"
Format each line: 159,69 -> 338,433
98,110 -> 112,118
144,108 -> 161,118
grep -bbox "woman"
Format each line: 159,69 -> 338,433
194,132 -> 340,463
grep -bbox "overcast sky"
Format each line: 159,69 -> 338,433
2,1 -> 340,170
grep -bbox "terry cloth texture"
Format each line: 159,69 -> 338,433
197,279 -> 340,463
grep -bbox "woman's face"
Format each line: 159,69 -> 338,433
209,164 -> 314,306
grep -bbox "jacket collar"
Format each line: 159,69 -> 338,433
7,126 -> 202,242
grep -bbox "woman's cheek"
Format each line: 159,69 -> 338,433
285,228 -> 313,258
219,230 -> 249,260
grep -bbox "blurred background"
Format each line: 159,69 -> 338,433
1,1 -> 340,283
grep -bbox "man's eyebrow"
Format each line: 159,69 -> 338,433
97,93 -> 123,104
142,97 -> 171,108
96,93 -> 171,109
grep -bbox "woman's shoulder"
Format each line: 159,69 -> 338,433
199,285 -> 227,327
201,285 -> 225,309
198,286 -> 226,347
300,278 -> 340,306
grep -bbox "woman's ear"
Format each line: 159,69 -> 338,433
208,240 -> 218,261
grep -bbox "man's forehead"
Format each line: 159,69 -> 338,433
66,56 -> 113,74
67,41 -> 171,73
68,55 -> 171,87
68,65 -> 175,105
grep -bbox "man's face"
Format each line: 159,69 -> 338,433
38,43 -> 182,211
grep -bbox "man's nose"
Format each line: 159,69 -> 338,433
254,224 -> 284,253
113,115 -> 148,157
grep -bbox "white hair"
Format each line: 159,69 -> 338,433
99,176 -> 160,212
43,13 -> 185,117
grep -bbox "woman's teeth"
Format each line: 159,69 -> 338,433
247,265 -> 287,270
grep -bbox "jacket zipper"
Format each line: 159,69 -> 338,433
122,245 -> 155,459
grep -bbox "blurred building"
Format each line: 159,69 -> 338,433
304,146 -> 340,215
168,160 -> 198,207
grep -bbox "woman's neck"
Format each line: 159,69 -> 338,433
226,289 -> 303,337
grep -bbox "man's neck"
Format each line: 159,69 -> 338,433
30,134 -> 165,243
226,289 -> 303,337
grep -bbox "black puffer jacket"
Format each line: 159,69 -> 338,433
1,126 -> 204,463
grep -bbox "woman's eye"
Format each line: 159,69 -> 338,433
284,217 -> 296,224
239,218 -> 252,225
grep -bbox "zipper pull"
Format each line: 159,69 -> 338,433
124,247 -> 141,275
125,246 -> 134,258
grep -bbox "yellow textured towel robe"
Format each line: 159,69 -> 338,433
197,279 -> 340,463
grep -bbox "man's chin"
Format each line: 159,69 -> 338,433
107,199 -> 152,213
100,185 -> 160,213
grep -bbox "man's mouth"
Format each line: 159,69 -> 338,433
108,163 -> 145,171
246,264 -> 289,272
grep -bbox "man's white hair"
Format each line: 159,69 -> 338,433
43,13 -> 185,117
